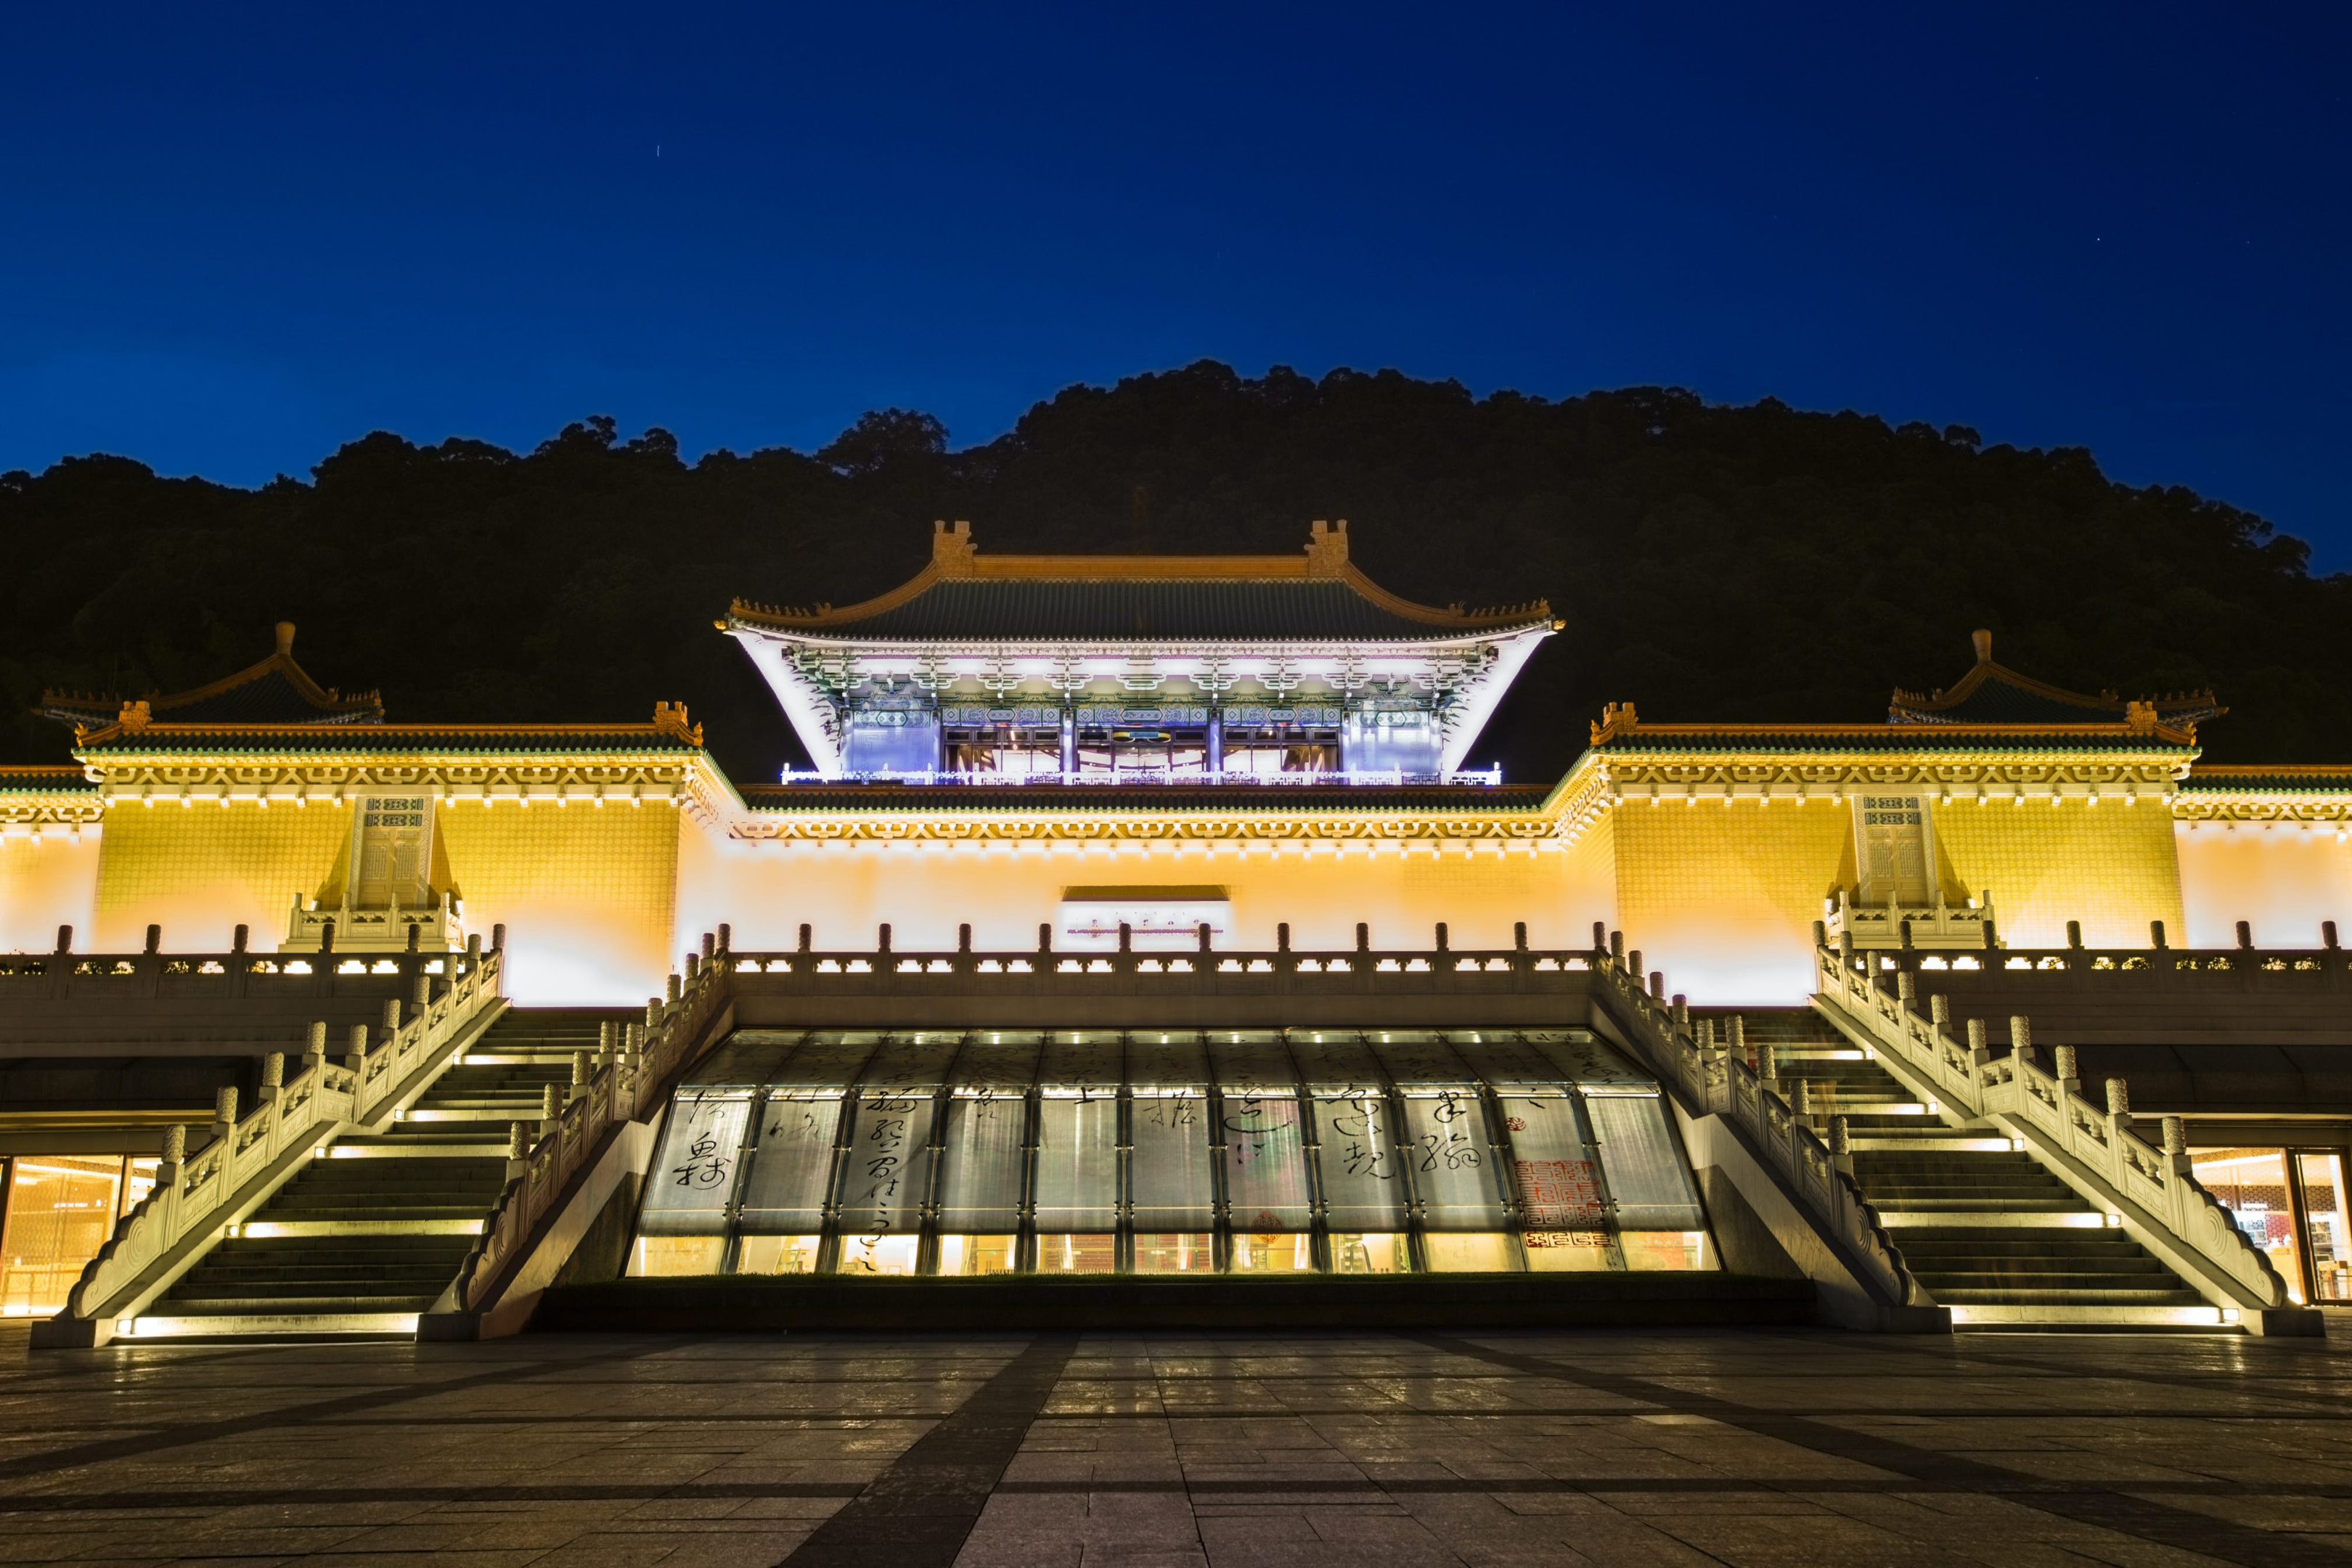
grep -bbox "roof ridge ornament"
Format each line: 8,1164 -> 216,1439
932,519 -> 977,576
1591,701 -> 1638,744
651,702 -> 704,746
1304,518 -> 1349,574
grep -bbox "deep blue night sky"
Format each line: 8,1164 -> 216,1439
4,5 -> 2345,558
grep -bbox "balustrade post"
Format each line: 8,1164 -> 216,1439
1609,929 -> 1625,964
1514,920 -> 1528,952
1758,1037 -> 1778,1087
232,923 -> 250,955
1649,970 -> 1665,1000
666,973 -> 682,1005
1671,994 -> 1688,1029
1626,948 -> 1641,986
2054,1045 -> 2080,1095
2325,920 -> 2340,951
958,923 -> 972,955
1813,918 -> 1828,950
491,923 -> 505,952
878,923 -> 891,955
1930,994 -> 1951,1031
1694,1017 -> 1716,1053
320,919 -> 335,956
259,1052 -> 285,1103
411,973 -> 430,1016
799,923 -> 813,954
1838,930 -> 1855,971
1202,923 -> 1215,954
381,998 -> 401,1040
2067,920 -> 2083,950
212,1085 -> 238,1143
2236,920 -> 2254,950
2012,1015 -> 2038,1072
1829,1115 -> 1853,1177
2150,919 -> 2168,950
1896,971 -> 1916,1010
1592,920 -> 1607,955
160,1121 -> 186,1184
507,1120 -> 531,1177
542,1082 -> 563,1133
146,923 -> 162,955
2105,1076 -> 2132,1135
55,923 -> 73,954
346,1023 -> 368,1077
1981,916 -> 1998,951
645,997 -> 661,1029
571,1052 -> 588,1095
466,933 -> 482,973
1038,922 -> 1052,955
597,1021 -> 614,1069
701,931 -> 716,960
718,922 -> 732,953
1966,1017 -> 1990,1069
1356,922 -> 1370,953
1437,922 -> 1450,954
407,922 -> 422,954
685,952 -> 699,983
1794,1079 -> 1813,1126
1728,1015 -> 1747,1069
2161,1114 -> 2190,1175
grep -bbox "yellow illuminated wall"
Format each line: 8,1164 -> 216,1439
0,831 -> 102,954
436,802 -> 681,1005
93,802 -> 351,951
673,822 -> 1614,959
1613,800 -> 1853,1004
1930,798 -> 2181,948
2176,819 -> 2352,949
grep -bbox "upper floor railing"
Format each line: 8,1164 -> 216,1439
0,923 -> 478,1004
772,764 -> 1507,788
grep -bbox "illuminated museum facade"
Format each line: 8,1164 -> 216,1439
2,523 -> 2349,1334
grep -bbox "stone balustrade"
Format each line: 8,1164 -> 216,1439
45,945 -> 506,1341
1812,940 -> 2293,1319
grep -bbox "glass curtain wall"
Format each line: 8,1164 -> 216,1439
628,1027 -> 1717,1279
2192,1145 -> 2352,1305
0,1154 -> 162,1316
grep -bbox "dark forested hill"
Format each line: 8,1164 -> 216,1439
4,363 -> 2345,785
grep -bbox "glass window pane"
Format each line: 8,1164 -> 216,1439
640,1092 -> 751,1236
629,1235 -> 727,1275
838,1233 -> 920,1274
736,1235 -> 820,1275
738,1095 -> 841,1233
1403,1091 -> 1506,1230
1313,1092 -> 1409,1231
938,1096 -> 1027,1232
1504,1093 -> 1614,1260
1132,1095 -> 1212,1229
2300,1153 -> 2350,1304
1621,1232 -> 1714,1272
1,1156 -> 126,1316
833,1092 -> 937,1240
1133,1233 -> 1213,1273
1424,1232 -> 1516,1272
1328,1233 -> 1410,1273
2193,1147 -> 2304,1302
1230,1230 -> 1315,1272
1037,1234 -> 1117,1273
1034,1096 -> 1119,1231
938,1235 -> 1019,1275
1222,1093 -> 1310,1231
1588,1095 -> 1707,1232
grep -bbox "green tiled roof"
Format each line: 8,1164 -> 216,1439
775,579 -> 1545,641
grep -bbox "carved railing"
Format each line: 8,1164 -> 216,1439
1813,942 -> 2287,1310
454,949 -> 730,1311
1826,889 -> 1996,951
1870,942 -> 2352,992
1588,948 -> 1929,1311
61,948 -> 506,1324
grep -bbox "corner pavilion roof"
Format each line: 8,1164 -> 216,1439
725,520 -> 1554,643
41,624 -> 383,732
1889,629 -> 2224,730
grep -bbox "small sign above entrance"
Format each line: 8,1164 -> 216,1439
1057,885 -> 1230,952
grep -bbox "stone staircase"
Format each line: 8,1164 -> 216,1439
1715,1009 -> 2213,1329
130,1008 -> 627,1338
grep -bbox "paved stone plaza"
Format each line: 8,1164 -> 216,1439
2,1322 -> 2350,1567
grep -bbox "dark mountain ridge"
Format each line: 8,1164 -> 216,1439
4,362 -> 2343,785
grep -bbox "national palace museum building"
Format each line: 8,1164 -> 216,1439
2,520 -> 2350,1343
